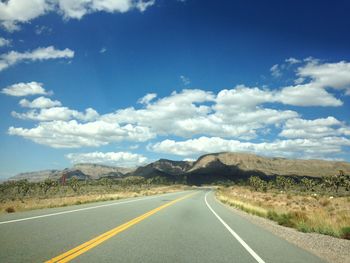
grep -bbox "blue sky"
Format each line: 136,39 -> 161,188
0,0 -> 350,178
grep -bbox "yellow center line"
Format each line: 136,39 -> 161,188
45,192 -> 197,263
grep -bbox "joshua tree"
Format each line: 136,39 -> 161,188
248,176 -> 267,192
16,180 -> 30,195
321,175 -> 342,193
39,179 -> 57,195
68,177 -> 80,193
15,180 -> 31,200
275,176 -> 294,191
300,178 -> 316,192
100,178 -> 113,189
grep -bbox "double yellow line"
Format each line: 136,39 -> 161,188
46,192 -> 196,263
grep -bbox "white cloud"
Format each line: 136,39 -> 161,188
285,57 -> 301,65
99,47 -> 107,53
0,0 -> 50,31
180,75 -> 190,86
19,96 -> 61,108
215,85 -> 274,110
5,58 -> 350,158
35,25 -> 52,35
0,0 -> 156,31
277,84 -> 343,107
297,60 -> 350,93
138,93 -> 157,104
66,151 -> 147,166
270,64 -> 281,77
0,46 -> 74,72
12,107 -> 99,121
151,136 -> 350,159
1,82 -> 51,96
8,120 -> 155,148
272,60 -> 350,106
135,0 -> 155,12
0,37 -> 11,47
102,87 -> 298,140
279,117 -> 350,139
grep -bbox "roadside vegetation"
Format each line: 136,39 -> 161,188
216,171 -> 350,240
0,176 -> 190,214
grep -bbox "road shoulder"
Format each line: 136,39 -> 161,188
214,192 -> 350,263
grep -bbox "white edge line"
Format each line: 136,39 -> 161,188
205,191 -> 266,263
0,191 -> 189,225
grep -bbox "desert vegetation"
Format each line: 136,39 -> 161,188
217,171 -> 350,240
0,176 -> 189,214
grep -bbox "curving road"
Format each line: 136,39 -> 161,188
0,189 -> 325,263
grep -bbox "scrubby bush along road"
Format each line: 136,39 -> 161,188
0,176 -> 188,213
217,172 -> 350,240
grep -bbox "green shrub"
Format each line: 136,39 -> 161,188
267,211 -> 295,227
316,226 -> 338,237
296,221 -> 311,233
340,226 -> 350,240
277,213 -> 295,227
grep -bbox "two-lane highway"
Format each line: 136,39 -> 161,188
0,190 -> 325,262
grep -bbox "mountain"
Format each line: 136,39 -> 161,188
131,159 -> 193,181
9,164 -> 134,182
8,152 -> 350,184
189,152 -> 350,178
72,163 -> 135,180
130,152 -> 350,184
10,170 -> 62,182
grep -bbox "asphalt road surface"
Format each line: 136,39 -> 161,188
0,189 -> 325,263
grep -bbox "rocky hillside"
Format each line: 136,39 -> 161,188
188,152 -> 350,177
131,159 -> 193,181
130,152 -> 350,184
9,163 -> 134,182
10,170 -> 62,182
73,163 -> 135,179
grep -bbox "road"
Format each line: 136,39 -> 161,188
0,189 -> 325,263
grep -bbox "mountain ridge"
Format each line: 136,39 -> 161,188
8,152 -> 350,183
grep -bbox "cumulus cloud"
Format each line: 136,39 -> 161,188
268,58 -> 350,106
19,96 -> 61,108
6,58 -> 350,159
277,84 -> 343,107
0,0 -> 156,31
279,117 -> 350,139
0,37 -> 11,47
297,60 -> 350,93
66,151 -> 148,166
12,107 -> 99,121
0,0 -> 49,31
0,46 -> 74,72
8,120 -> 155,148
151,136 -> 350,159
103,90 -> 215,137
101,89 -> 278,139
1,82 -> 51,96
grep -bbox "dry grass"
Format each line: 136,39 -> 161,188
0,185 -> 189,214
217,186 -> 350,239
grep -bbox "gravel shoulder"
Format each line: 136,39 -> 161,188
215,196 -> 350,263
